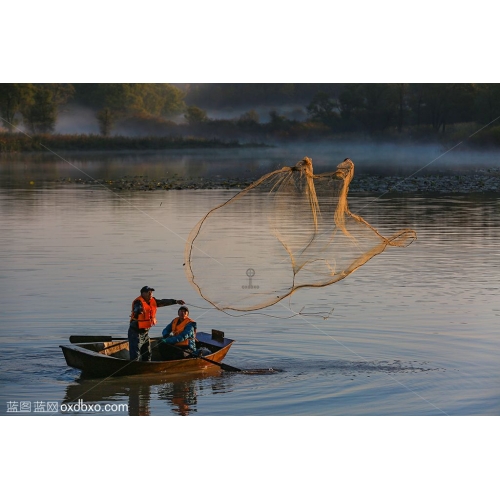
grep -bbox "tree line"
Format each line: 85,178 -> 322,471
1,83 -> 500,143
0,83 -> 185,135
183,83 -> 500,136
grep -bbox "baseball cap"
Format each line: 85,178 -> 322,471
140,286 -> 155,293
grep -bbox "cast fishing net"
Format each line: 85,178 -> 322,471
185,157 -> 416,312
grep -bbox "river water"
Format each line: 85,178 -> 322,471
0,147 -> 499,416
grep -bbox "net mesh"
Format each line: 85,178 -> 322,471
185,157 -> 417,312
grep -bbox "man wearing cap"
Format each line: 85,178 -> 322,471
128,286 -> 185,361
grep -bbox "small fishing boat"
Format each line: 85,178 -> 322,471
60,330 -> 236,378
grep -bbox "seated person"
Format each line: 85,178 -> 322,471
159,306 -> 197,360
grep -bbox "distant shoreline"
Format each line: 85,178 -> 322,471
2,129 -> 500,154
2,132 -> 499,194
47,170 -> 500,195
0,133 -> 269,153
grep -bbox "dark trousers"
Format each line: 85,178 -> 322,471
128,326 -> 151,361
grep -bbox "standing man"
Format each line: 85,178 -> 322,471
128,286 -> 185,361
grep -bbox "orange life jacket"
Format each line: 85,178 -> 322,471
171,316 -> 196,346
130,296 -> 157,329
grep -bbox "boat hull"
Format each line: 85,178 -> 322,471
60,332 -> 234,378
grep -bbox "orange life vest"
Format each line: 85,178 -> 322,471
130,296 -> 157,329
171,316 -> 196,346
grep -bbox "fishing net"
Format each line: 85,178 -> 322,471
185,157 -> 416,312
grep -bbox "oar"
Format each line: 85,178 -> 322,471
69,335 -> 242,373
70,335 -> 120,343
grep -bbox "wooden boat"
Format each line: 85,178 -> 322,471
60,330 -> 235,378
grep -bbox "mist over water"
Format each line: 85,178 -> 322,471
280,140 -> 500,176
17,98 -> 497,181
54,104 -> 100,135
198,104 -> 309,123
1,141 -> 498,192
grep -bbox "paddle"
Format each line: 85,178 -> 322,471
70,335 -> 118,343
69,335 -> 242,372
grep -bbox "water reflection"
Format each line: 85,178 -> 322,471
2,143 -> 500,191
0,149 -> 280,188
62,370 -> 234,416
157,379 -> 198,416
128,384 -> 152,416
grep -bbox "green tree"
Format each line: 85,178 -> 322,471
408,84 -> 426,127
155,83 -> 186,118
73,83 -> 186,117
338,84 -> 365,126
393,83 -> 408,133
421,84 -> 476,133
306,91 -> 340,128
22,84 -> 74,134
96,107 -> 116,136
0,84 -> 35,131
236,110 -> 260,134
73,84 -> 186,134
338,84 -> 398,133
238,110 -> 259,124
361,83 -> 399,133
269,110 -> 288,126
474,84 -> 500,124
23,87 -> 56,133
184,105 -> 208,125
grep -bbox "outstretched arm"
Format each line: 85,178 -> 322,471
156,299 -> 184,307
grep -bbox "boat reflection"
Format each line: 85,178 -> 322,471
157,379 -> 197,416
62,369 -> 234,416
128,383 -> 152,416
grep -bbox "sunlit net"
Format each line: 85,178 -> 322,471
185,157 -> 417,312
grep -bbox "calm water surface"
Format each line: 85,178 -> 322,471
1,150 -> 499,416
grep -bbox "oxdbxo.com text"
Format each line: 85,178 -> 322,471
60,399 -> 128,414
